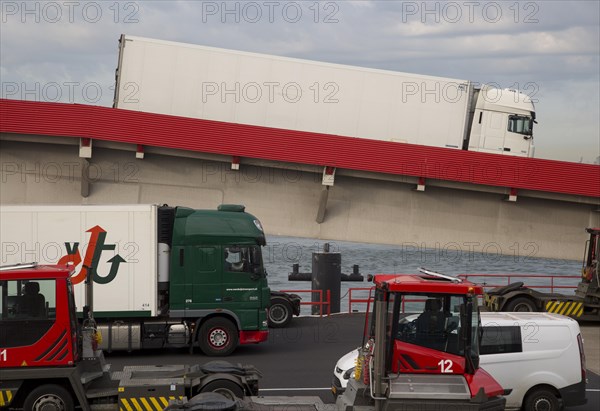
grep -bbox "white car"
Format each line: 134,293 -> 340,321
332,312 -> 586,411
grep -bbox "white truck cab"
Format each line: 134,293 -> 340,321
333,312 -> 586,411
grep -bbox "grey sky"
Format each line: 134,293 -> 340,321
1,1 -> 599,162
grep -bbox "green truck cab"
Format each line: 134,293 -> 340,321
163,204 -> 270,355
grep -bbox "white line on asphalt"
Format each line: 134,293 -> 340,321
260,388 -> 600,393
261,388 -> 332,391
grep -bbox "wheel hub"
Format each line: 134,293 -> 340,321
209,328 -> 228,347
270,306 -> 285,322
533,397 -> 552,411
33,395 -> 66,411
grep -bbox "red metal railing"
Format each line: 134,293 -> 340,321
280,289 -> 331,317
348,287 -> 374,313
346,274 -> 582,313
456,273 -> 580,294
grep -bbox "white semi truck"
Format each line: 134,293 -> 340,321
114,35 -> 536,157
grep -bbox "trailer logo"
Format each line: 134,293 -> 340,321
57,225 -> 125,285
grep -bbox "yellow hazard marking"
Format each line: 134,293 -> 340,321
0,390 -> 13,406
139,397 -> 152,410
560,302 -> 570,315
564,302 -> 576,316
118,387 -> 125,392
119,397 -> 185,411
21,360 -> 27,366
150,397 -> 162,410
546,301 -> 583,317
130,397 -> 143,411
121,398 -> 133,411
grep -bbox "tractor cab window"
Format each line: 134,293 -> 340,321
0,279 -> 56,348
507,115 -> 533,136
224,246 -> 262,274
395,294 -> 468,356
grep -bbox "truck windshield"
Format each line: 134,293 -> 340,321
395,294 -> 474,357
507,115 -> 533,136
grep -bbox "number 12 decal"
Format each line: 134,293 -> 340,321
438,359 -> 453,373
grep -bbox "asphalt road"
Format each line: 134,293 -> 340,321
105,314 -> 599,410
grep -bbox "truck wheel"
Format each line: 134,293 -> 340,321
199,317 -> 238,356
523,387 -> 560,411
200,380 -> 245,400
268,298 -> 293,328
505,297 -> 536,312
23,384 -> 74,411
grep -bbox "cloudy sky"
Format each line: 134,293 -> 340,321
1,0 -> 598,163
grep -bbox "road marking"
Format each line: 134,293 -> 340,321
261,388 -> 332,391
261,388 -> 600,392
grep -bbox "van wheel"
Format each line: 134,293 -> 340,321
523,387 -> 560,411
268,298 -> 293,328
23,384 -> 74,411
505,297 -> 536,312
199,317 -> 238,356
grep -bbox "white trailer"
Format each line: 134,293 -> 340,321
0,204 -> 158,317
114,35 -> 536,157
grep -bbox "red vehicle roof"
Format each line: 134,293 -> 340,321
374,274 -> 484,295
0,264 -> 72,280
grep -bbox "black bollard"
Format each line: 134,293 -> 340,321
341,264 -> 364,282
311,243 -> 341,315
288,263 -> 312,281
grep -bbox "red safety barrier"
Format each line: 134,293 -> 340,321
280,289 -> 331,317
457,273 -> 581,294
348,287 -> 374,313
347,273 -> 582,313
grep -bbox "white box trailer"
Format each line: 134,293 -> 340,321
0,204 -> 158,317
114,35 -> 535,156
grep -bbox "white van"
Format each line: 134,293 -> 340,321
333,312 -> 587,411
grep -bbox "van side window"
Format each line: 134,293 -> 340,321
480,325 -> 522,355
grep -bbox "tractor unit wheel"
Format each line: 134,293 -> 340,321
268,298 -> 293,328
23,384 -> 74,411
505,297 -> 536,312
523,387 -> 561,411
198,317 -> 239,356
200,379 -> 245,401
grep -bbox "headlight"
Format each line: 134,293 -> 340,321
254,219 -> 264,232
343,367 -> 355,380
